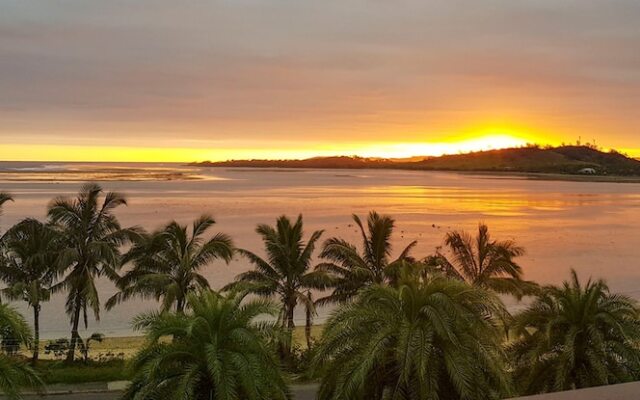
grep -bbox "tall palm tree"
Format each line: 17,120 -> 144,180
315,211 -> 416,304
0,303 -> 42,399
0,219 -> 61,364
313,274 -> 512,400
224,215 -> 326,356
509,270 -> 640,395
48,183 -> 136,362
428,223 -> 536,298
123,291 -> 291,400
107,215 -> 234,314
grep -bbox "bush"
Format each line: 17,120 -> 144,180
1,326 -> 22,356
288,342 -> 318,380
43,338 -> 70,359
34,359 -> 130,384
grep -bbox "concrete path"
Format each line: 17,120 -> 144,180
6,381 -> 640,400
2,384 -> 319,400
511,381 -> 640,400
14,394 -> 118,400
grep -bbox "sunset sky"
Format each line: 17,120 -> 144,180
1,1 -> 640,162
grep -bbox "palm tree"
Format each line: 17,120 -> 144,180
315,211 -> 416,304
0,191 -> 13,293
313,274 -> 512,400
0,192 -> 12,224
0,192 -> 13,304
78,332 -> 104,362
224,215 -> 325,356
427,223 -> 536,298
123,291 -> 291,400
48,183 -> 136,362
0,219 -> 61,364
509,270 -> 640,395
106,215 -> 234,314
0,303 -> 42,399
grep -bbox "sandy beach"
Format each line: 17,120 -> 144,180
20,326 -> 323,361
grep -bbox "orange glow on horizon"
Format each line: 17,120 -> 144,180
357,134 -> 531,159
0,130 -> 634,163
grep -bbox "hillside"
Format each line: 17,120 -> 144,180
194,146 -> 640,176
407,146 -> 640,175
195,156 -> 394,169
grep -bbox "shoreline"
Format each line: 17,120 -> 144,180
22,326 -> 323,361
455,170 -> 640,183
203,165 -> 640,184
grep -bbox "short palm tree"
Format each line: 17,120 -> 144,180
0,191 -> 13,289
224,215 -> 325,355
0,192 -> 11,203
509,270 -> 640,395
48,183 -> 136,362
313,275 -> 511,400
315,211 -> 416,304
428,223 -> 536,298
123,291 -> 291,400
0,192 -> 12,222
0,219 -> 61,363
107,215 -> 234,313
0,303 -> 42,399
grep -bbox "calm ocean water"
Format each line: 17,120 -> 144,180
1,162 -> 640,337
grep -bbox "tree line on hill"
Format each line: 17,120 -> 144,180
194,145 -> 640,176
1,184 -> 640,399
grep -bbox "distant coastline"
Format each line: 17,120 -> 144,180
457,171 -> 640,184
192,145 -> 640,182
0,162 -> 205,182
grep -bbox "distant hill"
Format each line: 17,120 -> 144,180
195,156 -> 394,169
193,146 -> 640,176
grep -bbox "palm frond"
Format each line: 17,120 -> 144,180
314,278 -> 511,399
509,270 -> 640,394
126,291 -> 290,400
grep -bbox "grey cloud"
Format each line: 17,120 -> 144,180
1,0 -> 639,146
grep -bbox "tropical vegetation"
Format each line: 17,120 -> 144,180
0,191 -> 12,219
0,219 -> 61,363
107,215 -> 234,313
123,291 -> 290,400
225,215 -> 326,358
0,191 -> 12,304
313,272 -> 512,400
427,223 -> 537,298
0,192 -> 12,222
315,211 -> 416,304
0,303 -> 42,399
509,270 -> 640,395
48,183 -> 137,362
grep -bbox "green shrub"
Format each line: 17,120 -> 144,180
34,359 -> 130,384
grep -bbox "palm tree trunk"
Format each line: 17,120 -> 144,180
305,291 -> 314,350
32,305 -> 40,364
287,304 -> 295,330
278,301 -> 295,362
286,301 -> 295,354
176,297 -> 185,314
305,306 -> 312,350
66,299 -> 81,363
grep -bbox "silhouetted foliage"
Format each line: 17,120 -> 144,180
107,215 -> 233,313
315,212 -> 416,304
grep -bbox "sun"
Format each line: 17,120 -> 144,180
356,132 -> 531,159
449,134 -> 530,153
